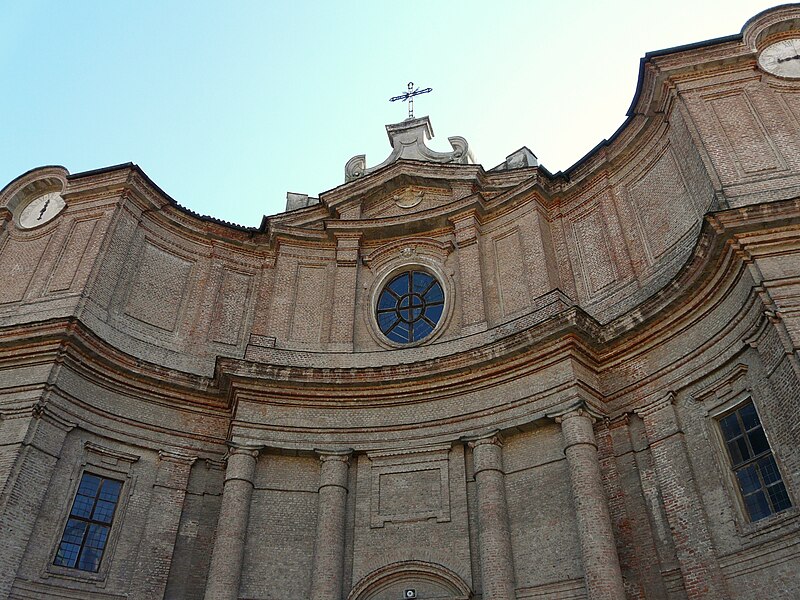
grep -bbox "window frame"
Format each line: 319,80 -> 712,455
718,403 -> 791,521
45,442 -> 138,586
708,393 -> 796,533
375,270 -> 445,344
367,258 -> 453,349
53,472 -> 124,573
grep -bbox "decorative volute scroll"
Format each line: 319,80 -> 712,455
345,116 -> 473,182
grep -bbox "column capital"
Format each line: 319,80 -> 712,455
205,457 -> 227,472
606,412 -> 631,428
467,431 -> 505,477
32,401 -> 78,433
226,442 -> 263,460
547,399 -> 605,424
315,449 -> 353,464
633,391 -> 675,418
449,210 -> 482,247
334,233 -> 361,267
634,391 -> 682,445
158,449 -> 197,466
465,430 -> 503,449
155,450 -> 197,489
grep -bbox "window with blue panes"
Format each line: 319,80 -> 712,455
53,473 -> 122,572
719,402 -> 791,522
376,270 -> 444,344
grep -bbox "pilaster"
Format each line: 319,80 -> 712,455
330,235 -> 361,350
635,394 -> 728,599
598,415 -> 668,599
0,403 -> 75,599
550,402 -> 625,600
129,449 -> 196,600
451,212 -> 487,332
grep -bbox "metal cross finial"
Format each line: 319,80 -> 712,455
389,81 -> 433,120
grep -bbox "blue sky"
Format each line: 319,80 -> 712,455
1,1 -> 778,226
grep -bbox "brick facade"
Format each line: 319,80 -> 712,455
1,6 -> 800,599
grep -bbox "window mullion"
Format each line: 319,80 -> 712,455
755,459 -> 776,513
74,514 -> 92,569
88,479 -> 103,521
54,473 -> 123,573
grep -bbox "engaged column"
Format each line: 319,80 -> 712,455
310,450 -> 352,600
470,433 -> 516,600
204,444 -> 261,600
556,406 -> 625,600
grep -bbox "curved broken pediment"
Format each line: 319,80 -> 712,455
345,116 -> 473,182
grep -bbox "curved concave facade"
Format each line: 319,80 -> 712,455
2,5 -> 800,600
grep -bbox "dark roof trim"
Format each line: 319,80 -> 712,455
66,162 -> 135,180
625,33 -> 743,118
554,32 -> 744,180
69,162 -> 261,233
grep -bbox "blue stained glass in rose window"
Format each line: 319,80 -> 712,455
376,271 -> 444,344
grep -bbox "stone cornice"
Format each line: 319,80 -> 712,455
85,440 -> 141,464
0,317 -> 228,411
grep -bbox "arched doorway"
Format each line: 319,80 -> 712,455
348,561 -> 472,600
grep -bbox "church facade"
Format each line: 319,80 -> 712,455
2,5 -> 800,600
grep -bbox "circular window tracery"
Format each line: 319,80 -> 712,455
376,270 -> 444,344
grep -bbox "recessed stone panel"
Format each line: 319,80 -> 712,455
47,217 -> 99,293
493,229 -> 530,317
571,204 -> 617,297
369,446 -> 451,528
209,269 -> 253,345
290,264 -> 327,343
628,147 -> 697,262
708,90 -> 785,175
124,241 -> 192,331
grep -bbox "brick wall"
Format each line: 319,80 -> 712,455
2,6 -> 800,599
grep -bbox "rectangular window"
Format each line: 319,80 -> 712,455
719,402 -> 792,522
53,472 -> 122,572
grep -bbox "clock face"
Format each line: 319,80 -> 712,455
18,191 -> 66,229
758,37 -> 800,78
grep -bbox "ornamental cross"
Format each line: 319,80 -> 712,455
389,81 -> 433,120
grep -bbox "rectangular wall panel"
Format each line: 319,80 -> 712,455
124,241 -> 192,331
709,91 -> 785,175
209,269 -> 252,345
571,205 -> 617,297
47,218 -> 99,293
0,234 -> 51,304
628,148 -> 698,262
290,264 -> 327,343
494,229 -> 530,317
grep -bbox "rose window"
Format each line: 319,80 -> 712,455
376,271 -> 444,344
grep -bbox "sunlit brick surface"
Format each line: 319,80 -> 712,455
2,7 -> 800,600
